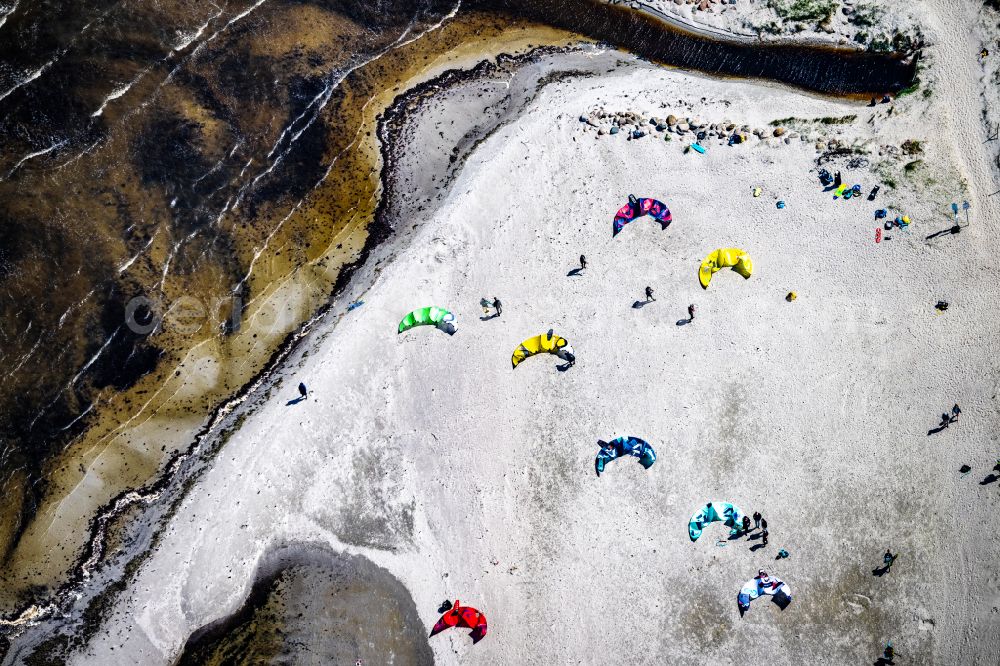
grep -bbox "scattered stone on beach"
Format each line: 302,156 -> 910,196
667,114 -> 677,126
610,125 -> 620,135
773,127 -> 786,137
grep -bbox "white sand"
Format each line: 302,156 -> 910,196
72,14 -> 1000,665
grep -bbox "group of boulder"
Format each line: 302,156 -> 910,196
579,108 -> 799,145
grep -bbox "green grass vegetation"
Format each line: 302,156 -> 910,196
874,161 -> 897,189
901,139 -> 923,155
767,0 -> 837,23
769,115 -> 855,126
820,115 -> 857,124
867,34 -> 891,52
895,77 -> 921,97
851,3 -> 884,28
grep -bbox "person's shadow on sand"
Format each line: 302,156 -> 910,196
872,564 -> 892,577
557,362 -> 574,372
567,268 -> 583,277
927,424 -> 949,435
979,473 -> 998,485
286,396 -> 306,406
873,658 -> 895,665
676,317 -> 693,326
749,543 -> 767,552
632,299 -> 653,309
480,313 -> 500,321
926,225 -> 962,240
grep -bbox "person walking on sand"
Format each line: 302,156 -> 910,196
833,171 -> 842,188
883,549 -> 897,572
580,254 -> 587,271
752,511 -> 762,530
687,304 -> 696,321
645,286 -> 655,302
761,528 -> 769,546
493,297 -> 502,316
950,404 -> 961,424
742,515 -> 751,536
298,382 -> 308,399
760,517 -> 767,532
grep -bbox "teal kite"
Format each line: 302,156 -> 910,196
398,306 -> 456,335
688,501 -> 745,541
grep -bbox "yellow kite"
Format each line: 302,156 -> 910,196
699,248 -> 753,289
511,331 -> 573,368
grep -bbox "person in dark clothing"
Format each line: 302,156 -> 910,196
760,518 -> 768,531
742,515 -> 751,535
687,304 -> 696,321
645,286 -> 655,302
883,549 -> 896,571
761,529 -> 769,546
752,511 -> 762,530
493,298 -> 502,316
563,351 -> 576,368
298,382 -> 308,399
833,171 -> 842,188
950,404 -> 961,423
580,255 -> 587,270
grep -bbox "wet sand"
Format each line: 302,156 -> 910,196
176,544 -> 432,666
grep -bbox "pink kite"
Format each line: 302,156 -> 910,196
613,195 -> 672,236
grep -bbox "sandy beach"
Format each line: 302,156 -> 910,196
46,15 -> 1000,660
